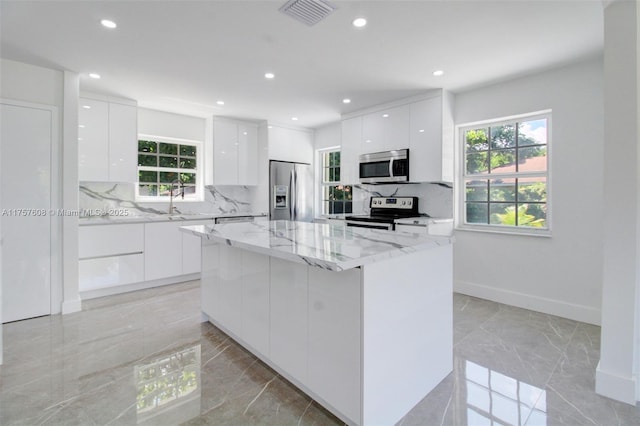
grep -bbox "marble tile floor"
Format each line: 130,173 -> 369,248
1,281 -> 639,426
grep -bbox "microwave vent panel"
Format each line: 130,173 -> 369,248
279,0 -> 337,26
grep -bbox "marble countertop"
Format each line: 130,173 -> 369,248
180,220 -> 453,272
79,212 -> 268,226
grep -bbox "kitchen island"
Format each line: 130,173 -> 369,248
180,220 -> 453,426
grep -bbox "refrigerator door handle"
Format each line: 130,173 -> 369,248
293,168 -> 298,220
289,169 -> 295,220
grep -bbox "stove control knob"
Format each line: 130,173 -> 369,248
402,201 -> 406,205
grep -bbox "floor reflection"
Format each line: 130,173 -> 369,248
135,344 -> 201,425
464,360 -> 546,426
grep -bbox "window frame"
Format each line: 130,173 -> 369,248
135,134 -> 204,202
455,111 -> 552,236
318,147 -> 353,216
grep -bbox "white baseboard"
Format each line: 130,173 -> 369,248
454,279 -> 601,325
595,361 -> 638,405
80,274 -> 200,300
62,298 -> 82,314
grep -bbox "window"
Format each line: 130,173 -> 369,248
321,149 -> 352,215
459,112 -> 550,233
136,136 -> 202,201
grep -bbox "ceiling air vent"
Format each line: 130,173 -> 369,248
279,0 -> 337,26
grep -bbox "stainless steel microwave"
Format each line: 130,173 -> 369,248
359,149 -> 409,183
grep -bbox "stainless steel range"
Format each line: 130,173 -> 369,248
345,196 -> 420,230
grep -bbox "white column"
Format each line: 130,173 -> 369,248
61,71 -> 81,314
597,0 -> 639,405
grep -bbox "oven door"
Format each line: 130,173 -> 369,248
345,220 -> 394,231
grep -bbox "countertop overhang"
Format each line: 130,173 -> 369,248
180,220 -> 453,271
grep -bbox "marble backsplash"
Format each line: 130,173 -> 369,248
352,182 -> 453,218
79,182 -> 263,216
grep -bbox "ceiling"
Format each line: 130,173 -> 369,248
0,0 -> 604,129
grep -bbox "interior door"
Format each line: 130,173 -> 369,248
1,102 -> 52,322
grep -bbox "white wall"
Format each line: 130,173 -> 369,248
453,57 -> 604,325
596,0 -> 639,405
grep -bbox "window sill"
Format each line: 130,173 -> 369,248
455,224 -> 552,238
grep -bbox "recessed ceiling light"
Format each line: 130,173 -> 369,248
433,70 -> 444,77
82,105 -> 91,109
419,129 -> 425,133
216,100 -> 225,105
365,139 -> 371,143
291,117 -> 298,121
265,72 -> 275,79
89,73 -> 101,79
352,17 -> 367,28
342,98 -> 351,104
382,114 -> 389,118
268,125 -> 273,129
100,19 -> 117,29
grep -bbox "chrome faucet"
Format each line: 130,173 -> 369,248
168,178 -> 184,214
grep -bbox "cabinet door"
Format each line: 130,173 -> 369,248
79,254 -> 144,292
144,222 -> 183,281
340,117 -> 361,184
361,111 -> 385,154
362,105 -> 411,153
213,119 -> 239,185
218,245 -> 243,336
79,224 -> 144,259
108,103 -> 137,183
237,122 -> 258,185
78,98 -> 109,181
410,98 -> 442,182
241,250 -> 270,356
385,104 -> 411,150
182,220 -> 209,274
308,267 -> 362,424
270,257 -> 308,385
201,243 -> 220,319
268,125 -> 314,164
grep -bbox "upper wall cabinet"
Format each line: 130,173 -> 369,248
340,90 -> 454,184
78,96 -> 137,182
340,117 -> 362,185
409,92 -> 454,183
268,125 -> 314,164
361,104 -> 411,154
209,118 -> 258,186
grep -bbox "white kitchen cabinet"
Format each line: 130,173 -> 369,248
237,122 -> 258,185
79,254 -> 144,292
78,96 -> 137,182
361,104 -> 410,154
340,117 -> 361,184
145,219 -> 213,280
79,224 -> 145,292
181,220 -> 209,274
241,250 -> 270,356
201,243 -> 220,320
211,118 -> 258,185
144,221 -> 183,281
78,98 -> 109,181
270,257 -> 308,386
107,102 -> 138,183
308,267 -> 361,423
409,95 -> 455,183
217,246 -> 243,336
268,125 -> 314,164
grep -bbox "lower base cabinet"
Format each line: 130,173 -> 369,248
79,254 -> 144,291
201,243 -> 362,424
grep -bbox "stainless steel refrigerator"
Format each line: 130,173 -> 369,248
270,160 -> 314,222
